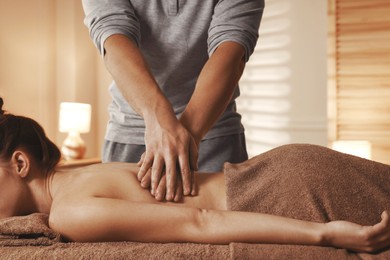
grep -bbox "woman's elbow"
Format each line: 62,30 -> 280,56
185,208 -> 224,244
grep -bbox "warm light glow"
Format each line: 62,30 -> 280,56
59,102 -> 91,134
59,102 -> 91,160
332,141 -> 372,160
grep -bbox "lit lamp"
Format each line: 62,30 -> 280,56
332,140 -> 372,160
59,102 -> 91,160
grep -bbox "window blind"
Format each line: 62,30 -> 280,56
237,0 -> 293,157
238,0 -> 328,158
328,0 -> 390,164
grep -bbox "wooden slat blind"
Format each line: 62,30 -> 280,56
328,0 -> 390,164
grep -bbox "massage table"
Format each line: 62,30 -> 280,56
1,144 -> 390,259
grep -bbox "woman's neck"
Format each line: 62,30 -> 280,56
26,168 -> 55,215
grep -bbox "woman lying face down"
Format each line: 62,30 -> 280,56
1,97 -> 390,253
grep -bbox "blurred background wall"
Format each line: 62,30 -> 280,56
0,0 -> 111,159
0,0 -> 388,164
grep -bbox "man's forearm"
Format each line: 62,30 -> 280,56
104,34 -> 196,198
180,41 -> 246,143
104,34 -> 177,125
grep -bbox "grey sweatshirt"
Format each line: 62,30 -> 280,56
83,0 -> 264,145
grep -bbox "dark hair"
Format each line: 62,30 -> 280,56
0,97 -> 61,174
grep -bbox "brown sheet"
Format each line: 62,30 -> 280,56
225,144 -> 390,259
1,144 -> 390,259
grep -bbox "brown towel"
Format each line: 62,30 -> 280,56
0,213 -> 61,246
224,143 -> 390,259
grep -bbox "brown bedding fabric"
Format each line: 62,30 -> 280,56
225,143 -> 390,259
0,213 -> 60,246
1,144 -> 390,259
0,242 -> 229,260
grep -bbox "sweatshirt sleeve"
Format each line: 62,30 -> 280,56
82,0 -> 140,56
208,0 -> 264,62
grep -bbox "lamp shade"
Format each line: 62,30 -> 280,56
59,102 -> 91,134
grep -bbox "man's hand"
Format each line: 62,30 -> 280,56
137,119 -> 198,201
102,35 -> 199,201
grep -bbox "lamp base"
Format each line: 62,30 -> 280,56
61,132 -> 86,160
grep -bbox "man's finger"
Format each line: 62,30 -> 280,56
178,154 -> 191,196
141,169 -> 152,189
174,176 -> 183,202
137,152 -> 146,167
151,156 -> 164,196
165,156 -> 177,201
138,152 -> 153,181
191,171 -> 197,196
155,174 -> 167,201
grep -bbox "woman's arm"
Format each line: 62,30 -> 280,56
49,197 -> 390,252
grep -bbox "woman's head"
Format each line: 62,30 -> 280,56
0,97 -> 61,174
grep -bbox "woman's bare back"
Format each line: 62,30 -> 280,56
50,162 -> 227,213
